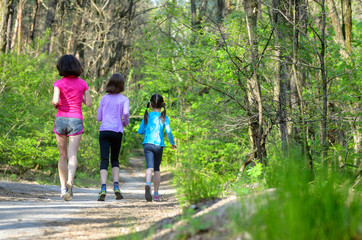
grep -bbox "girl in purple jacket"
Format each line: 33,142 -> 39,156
96,73 -> 129,201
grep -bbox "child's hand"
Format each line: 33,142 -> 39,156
172,145 -> 177,150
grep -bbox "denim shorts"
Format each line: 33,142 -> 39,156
54,117 -> 84,136
143,143 -> 163,171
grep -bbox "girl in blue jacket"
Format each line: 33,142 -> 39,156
138,94 -> 177,202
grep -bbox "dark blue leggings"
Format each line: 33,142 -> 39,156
99,131 -> 123,170
143,143 -> 163,171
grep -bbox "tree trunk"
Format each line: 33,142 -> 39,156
16,0 -> 26,54
190,0 -> 208,44
0,0 -> 13,52
42,0 -> 58,53
243,0 -> 266,164
351,105 -> 360,166
273,0 -> 289,149
10,14 -> 17,50
190,0 -> 197,44
291,0 -> 314,168
327,0 -> 348,57
320,0 -> 328,165
341,0 -> 352,53
30,0 -> 41,41
226,0 -> 231,12
5,3 -> 13,53
217,0 -> 225,24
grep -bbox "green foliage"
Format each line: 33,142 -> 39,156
174,167 -> 224,206
3,136 -> 58,171
231,148 -> 361,240
167,104 -> 245,206
0,52 -> 59,173
246,162 -> 263,183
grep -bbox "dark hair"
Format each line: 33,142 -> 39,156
105,73 -> 125,93
143,94 -> 166,125
57,55 -> 83,77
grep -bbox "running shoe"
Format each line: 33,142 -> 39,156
114,187 -> 123,200
60,188 -> 67,198
97,190 -> 106,201
63,182 -> 73,201
153,195 -> 160,202
145,185 -> 152,202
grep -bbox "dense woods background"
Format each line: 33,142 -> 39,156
0,0 -> 360,238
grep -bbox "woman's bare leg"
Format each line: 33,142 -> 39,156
56,134 -> 68,189
112,167 -> 120,184
67,134 -> 82,184
100,170 -> 108,185
154,171 -> 161,193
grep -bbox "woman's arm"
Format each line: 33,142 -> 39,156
83,89 -> 92,107
123,99 -> 130,127
52,87 -> 60,108
96,98 -> 103,122
165,117 -> 176,147
138,119 -> 146,135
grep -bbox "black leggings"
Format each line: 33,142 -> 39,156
99,131 -> 123,170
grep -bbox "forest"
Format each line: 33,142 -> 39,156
0,0 -> 361,239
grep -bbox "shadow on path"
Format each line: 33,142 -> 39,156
0,156 -> 180,240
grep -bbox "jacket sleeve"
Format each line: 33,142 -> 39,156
96,98 -> 103,122
123,98 -> 130,127
138,118 -> 146,135
165,117 -> 175,145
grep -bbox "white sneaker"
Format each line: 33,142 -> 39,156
63,182 -> 73,201
60,188 -> 67,198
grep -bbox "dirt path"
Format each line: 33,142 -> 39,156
0,157 -> 181,240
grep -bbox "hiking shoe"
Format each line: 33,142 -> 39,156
114,187 -> 123,200
145,185 -> 152,202
153,195 -> 160,202
63,182 -> 73,201
97,190 -> 106,201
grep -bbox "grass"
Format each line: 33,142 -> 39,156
174,168 -> 224,207
230,150 -> 361,240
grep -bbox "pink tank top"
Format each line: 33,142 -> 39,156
53,76 -> 89,120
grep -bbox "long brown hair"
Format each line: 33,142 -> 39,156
143,94 -> 166,125
105,73 -> 125,93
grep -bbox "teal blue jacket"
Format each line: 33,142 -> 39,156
138,112 -> 175,147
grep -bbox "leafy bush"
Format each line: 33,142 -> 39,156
0,52 -> 59,173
